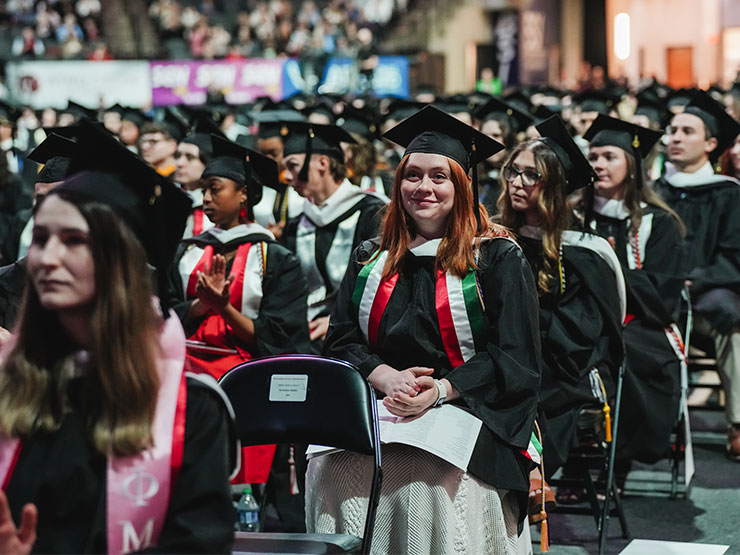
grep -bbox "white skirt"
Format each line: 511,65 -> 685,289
305,444 -> 521,555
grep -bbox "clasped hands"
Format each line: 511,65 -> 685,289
195,254 -> 233,313
0,491 -> 36,554
372,365 -> 445,417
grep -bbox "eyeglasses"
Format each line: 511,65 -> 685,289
502,165 -> 542,187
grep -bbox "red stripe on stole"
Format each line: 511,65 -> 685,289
2,442 -> 22,492
186,245 -> 214,298
227,243 -> 252,309
435,270 -> 465,368
193,208 -> 205,236
368,274 -> 398,347
169,373 -> 188,492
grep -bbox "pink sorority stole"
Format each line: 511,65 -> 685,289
0,314 -> 188,554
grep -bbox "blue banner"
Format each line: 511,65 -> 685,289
318,56 -> 409,97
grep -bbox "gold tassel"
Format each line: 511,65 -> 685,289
540,514 -> 550,552
603,402 -> 612,443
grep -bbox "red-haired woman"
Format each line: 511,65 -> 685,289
307,107 -> 542,553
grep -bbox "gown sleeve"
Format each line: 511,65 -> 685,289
146,379 -> 235,554
252,243 -> 312,356
443,239 -> 542,450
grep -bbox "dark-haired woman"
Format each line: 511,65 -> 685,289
308,107 -> 541,554
573,114 -> 687,463
172,136 -> 311,485
0,134 -> 235,552
497,117 -> 626,496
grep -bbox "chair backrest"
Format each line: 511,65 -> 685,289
220,354 -> 382,554
219,354 -> 379,454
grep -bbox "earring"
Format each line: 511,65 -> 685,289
239,203 -> 247,221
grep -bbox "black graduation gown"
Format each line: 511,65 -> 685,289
0,259 -> 26,330
283,194 -> 385,352
170,230 -> 312,357
1,208 -> 30,266
654,175 -> 740,332
6,377 -> 235,554
588,206 -> 684,462
518,235 -> 624,474
324,238 -> 541,520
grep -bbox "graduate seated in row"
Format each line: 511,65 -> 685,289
497,115 -> 626,506
576,115 -> 687,466
171,133 -> 311,488
281,122 -> 387,351
312,106 -> 542,554
0,120 -> 236,553
652,91 -> 740,461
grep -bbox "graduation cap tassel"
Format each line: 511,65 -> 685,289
297,127 -> 315,183
471,142 -> 482,233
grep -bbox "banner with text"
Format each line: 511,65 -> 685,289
6,61 -> 151,109
149,58 -> 289,105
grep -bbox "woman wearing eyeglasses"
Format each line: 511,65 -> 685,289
497,116 -> 626,506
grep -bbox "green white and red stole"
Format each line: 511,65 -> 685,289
351,245 -> 542,464
0,313 -> 188,554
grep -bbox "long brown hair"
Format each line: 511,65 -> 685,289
0,192 -> 161,457
378,153 -> 507,279
571,148 -> 686,237
497,140 -> 571,293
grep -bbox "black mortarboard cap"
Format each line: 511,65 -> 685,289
436,94 -> 472,117
574,90 -> 617,114
43,124 -> 81,140
383,105 -> 505,230
666,88 -> 695,110
104,103 -> 126,115
682,89 -> 740,158
202,134 -> 279,209
180,114 -> 226,157
304,99 -> 337,124
235,134 -> 257,150
338,104 -> 378,140
159,107 -> 189,141
533,104 -> 557,124
634,90 -> 665,126
27,133 -> 77,183
474,97 -> 534,134
61,100 -> 96,121
283,122 -> 356,160
121,108 -> 149,128
60,120 -> 191,315
252,109 -> 305,139
584,114 -> 663,189
535,114 -> 597,193
0,101 -> 20,124
383,99 -> 427,124
502,90 -> 533,116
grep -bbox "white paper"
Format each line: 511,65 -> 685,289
268,374 -> 308,402
620,539 -> 728,555
307,401 -> 482,471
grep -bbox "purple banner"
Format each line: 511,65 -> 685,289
150,59 -> 285,106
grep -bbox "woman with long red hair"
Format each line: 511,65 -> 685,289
307,106 -> 543,553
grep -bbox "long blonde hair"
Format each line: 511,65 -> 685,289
498,140 -> 572,293
0,191 -> 161,456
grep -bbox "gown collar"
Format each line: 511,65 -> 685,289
592,194 -> 630,220
518,225 -> 543,239
302,179 -> 369,227
664,161 -> 740,188
409,237 -> 442,256
204,222 -> 275,243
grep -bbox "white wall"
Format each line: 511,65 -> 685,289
607,0 -> 722,87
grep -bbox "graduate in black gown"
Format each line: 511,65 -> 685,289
311,106 -> 542,553
497,116 -> 626,491
652,90 -> 740,460
0,121 -> 236,553
281,122 -> 386,351
575,114 -> 687,463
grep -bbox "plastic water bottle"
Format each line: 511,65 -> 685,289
236,486 -> 260,532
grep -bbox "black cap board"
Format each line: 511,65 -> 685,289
180,114 -> 227,158
252,109 -> 305,139
574,90 -> 617,114
681,89 -> 740,158
59,119 -> 191,315
634,91 -> 665,127
202,134 -> 279,208
383,105 -> 505,230
584,114 -> 663,159
338,104 -> 378,140
282,122 -> 356,160
474,97 -> 534,134
27,132 -> 78,183
584,114 -> 663,189
535,114 -> 597,193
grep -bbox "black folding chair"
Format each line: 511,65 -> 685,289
548,361 -> 629,555
219,354 -> 383,555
